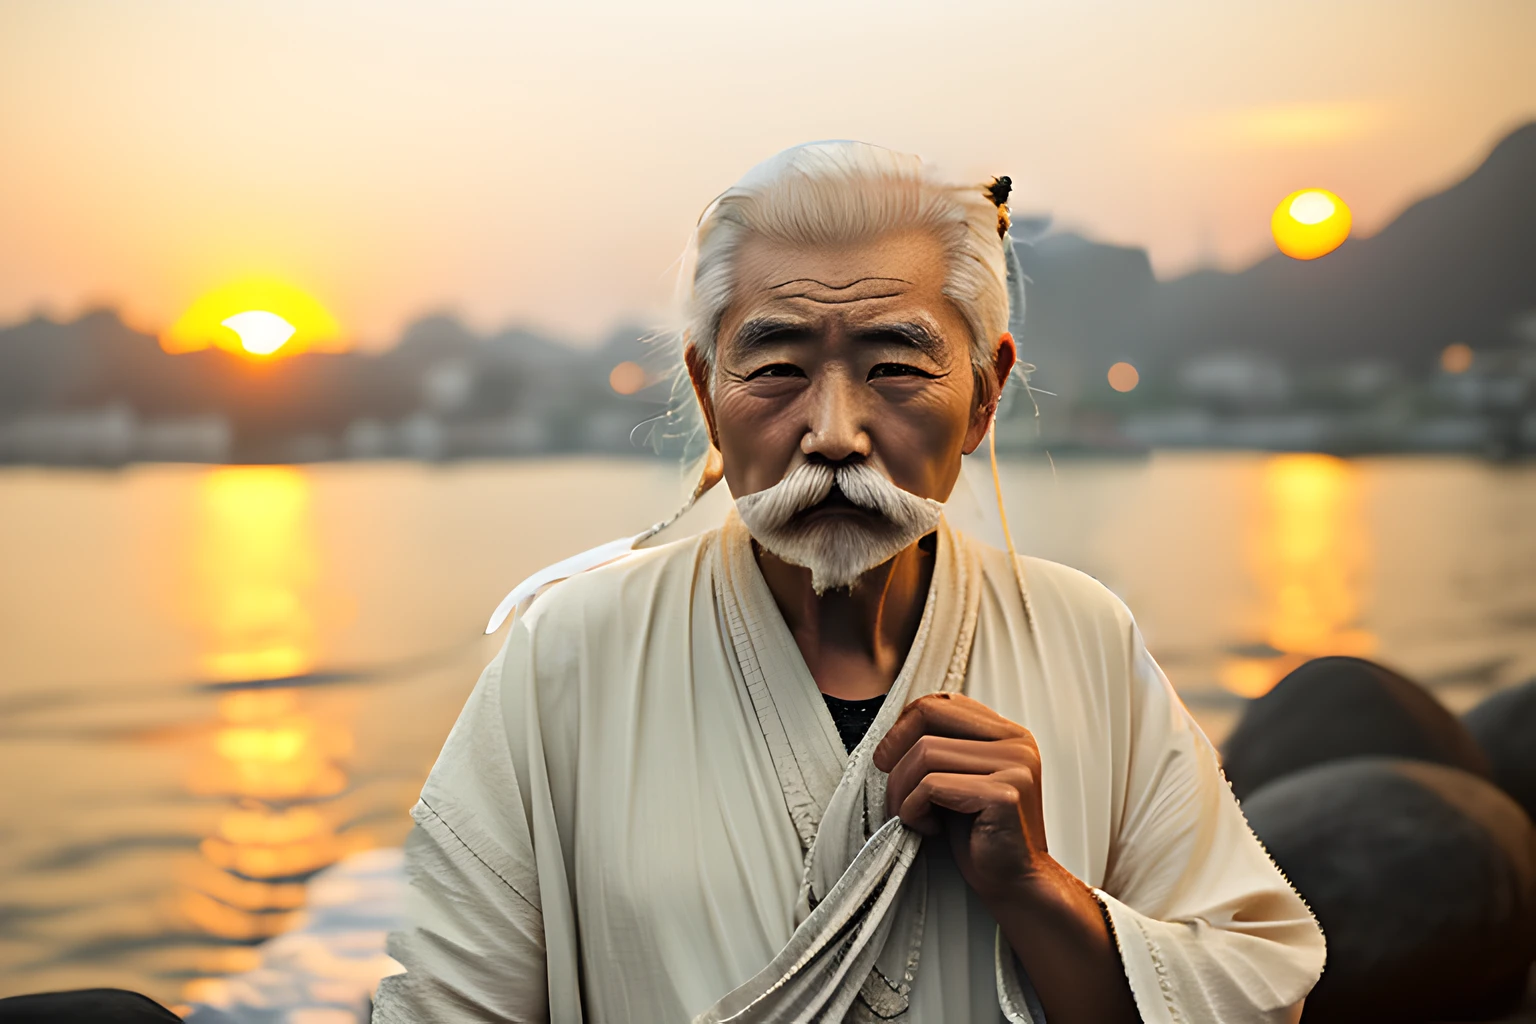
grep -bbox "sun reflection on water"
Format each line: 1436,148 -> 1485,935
177,467 -> 368,995
1220,454 -> 1376,698
193,467 -> 317,682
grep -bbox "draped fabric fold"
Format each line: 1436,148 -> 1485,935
696,512 -> 1039,1024
375,520 -> 1325,1024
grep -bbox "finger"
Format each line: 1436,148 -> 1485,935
898,772 -> 1022,836
883,734 -> 1039,818
874,693 -> 1030,772
990,765 -> 1048,852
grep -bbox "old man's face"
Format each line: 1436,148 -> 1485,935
688,229 -> 1013,587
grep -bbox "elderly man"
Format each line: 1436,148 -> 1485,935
373,142 -> 1324,1023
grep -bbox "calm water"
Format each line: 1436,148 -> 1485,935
2,453 -> 1533,1006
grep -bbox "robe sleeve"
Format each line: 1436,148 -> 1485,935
1093,622 -> 1326,1024
373,621 -> 564,1023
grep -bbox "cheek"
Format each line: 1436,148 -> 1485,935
869,379 -> 975,492
710,382 -> 805,487
712,382 -> 800,435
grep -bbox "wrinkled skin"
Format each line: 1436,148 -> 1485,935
874,692 -> 1048,902
686,229 -> 1140,1024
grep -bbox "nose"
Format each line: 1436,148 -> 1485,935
801,370 -> 872,463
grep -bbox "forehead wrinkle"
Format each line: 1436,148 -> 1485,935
768,276 -> 912,292
777,290 -> 906,305
767,275 -> 915,307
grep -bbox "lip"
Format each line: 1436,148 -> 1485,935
790,487 -> 875,524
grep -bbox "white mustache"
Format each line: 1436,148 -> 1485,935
734,462 -> 937,533
734,462 -> 944,592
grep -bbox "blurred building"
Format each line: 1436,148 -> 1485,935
1,123 -> 1533,465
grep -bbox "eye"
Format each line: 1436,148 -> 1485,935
745,363 -> 805,381
868,362 -> 937,380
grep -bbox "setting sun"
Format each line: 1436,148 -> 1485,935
1271,189 -> 1352,260
161,278 -> 345,356
222,311 -> 296,356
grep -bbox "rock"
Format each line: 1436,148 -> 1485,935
1221,656 -> 1491,800
1243,759 -> 1536,1023
1465,678 -> 1536,825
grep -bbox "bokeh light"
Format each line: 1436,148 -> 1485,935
1271,188 -> 1352,260
609,360 -> 649,395
1441,342 -> 1474,374
1107,361 -> 1140,392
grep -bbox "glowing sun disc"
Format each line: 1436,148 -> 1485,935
1271,188 -> 1351,260
1288,192 -> 1335,225
223,310 -> 297,355
161,278 -> 344,356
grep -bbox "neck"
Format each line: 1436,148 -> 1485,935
754,534 -> 936,701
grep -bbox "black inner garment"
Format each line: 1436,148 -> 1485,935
821,693 -> 888,753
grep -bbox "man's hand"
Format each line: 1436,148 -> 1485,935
872,691 -> 1047,904
873,691 -> 1140,1024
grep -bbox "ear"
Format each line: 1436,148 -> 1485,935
683,339 -> 722,450
961,332 -> 1017,455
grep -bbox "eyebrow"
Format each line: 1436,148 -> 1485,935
852,321 -> 948,364
730,317 -> 810,352
728,317 -> 949,364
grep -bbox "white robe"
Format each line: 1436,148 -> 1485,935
373,517 -> 1324,1023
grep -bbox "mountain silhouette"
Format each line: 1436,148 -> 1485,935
2,122 -> 1531,461
1016,121 -> 1536,396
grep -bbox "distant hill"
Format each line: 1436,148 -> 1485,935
1012,233 -> 1156,403
0,309 -> 667,461
2,122 -> 1531,462
1015,121 -> 1536,396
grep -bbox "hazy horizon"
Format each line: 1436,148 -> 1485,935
3,0 -> 1534,349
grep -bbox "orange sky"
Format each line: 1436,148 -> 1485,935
1,0 -> 1532,349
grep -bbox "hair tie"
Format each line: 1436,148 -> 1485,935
985,175 -> 1012,239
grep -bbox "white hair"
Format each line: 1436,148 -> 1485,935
680,141 -> 1011,377
639,140 -> 1026,470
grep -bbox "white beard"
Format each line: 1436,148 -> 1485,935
733,462 -> 944,594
